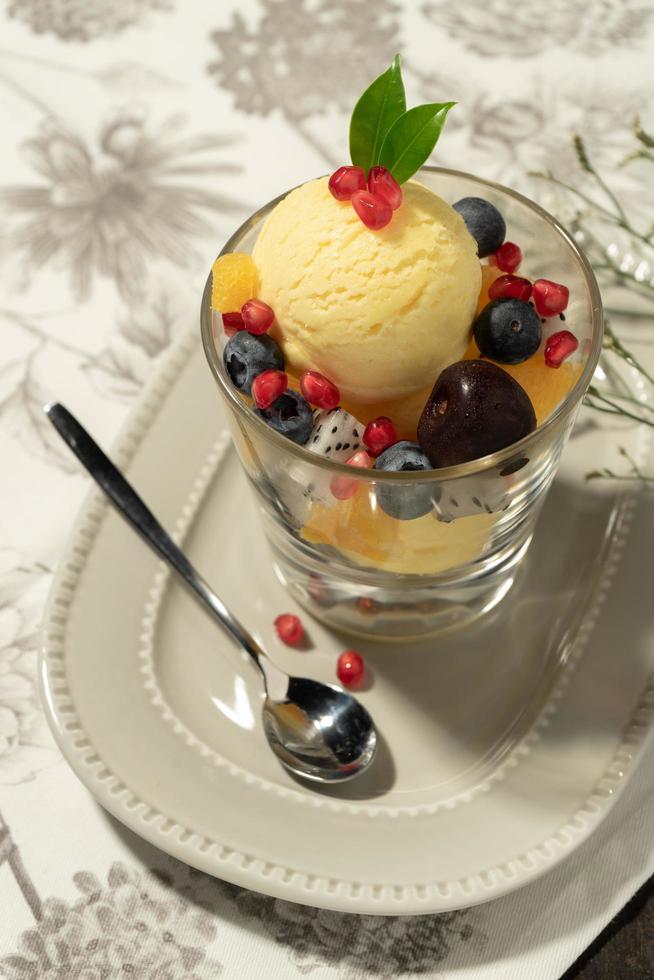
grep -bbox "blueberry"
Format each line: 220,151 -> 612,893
256,390 -> 313,445
417,360 -> 536,467
452,197 -> 506,258
223,332 -> 284,395
473,297 -> 542,364
374,441 -> 437,520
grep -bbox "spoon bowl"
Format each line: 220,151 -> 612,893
263,678 -> 377,782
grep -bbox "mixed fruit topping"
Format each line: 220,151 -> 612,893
210,56 -> 581,528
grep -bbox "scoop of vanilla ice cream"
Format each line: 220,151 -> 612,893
252,176 -> 481,404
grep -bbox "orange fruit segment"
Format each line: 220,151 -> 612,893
463,338 -> 582,424
339,387 -> 433,438
302,488 -> 495,575
211,253 -> 259,312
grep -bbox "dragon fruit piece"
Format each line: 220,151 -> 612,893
269,408 -> 368,525
433,471 -> 515,522
307,408 -> 365,463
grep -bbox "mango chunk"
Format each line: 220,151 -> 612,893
463,338 -> 582,424
211,252 -> 258,313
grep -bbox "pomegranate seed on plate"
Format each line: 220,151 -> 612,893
492,242 -> 522,273
328,165 -> 367,201
356,596 -> 376,613
363,416 -> 398,456
337,650 -> 365,687
367,166 -> 403,210
300,370 -> 340,410
252,369 -> 288,409
222,311 -> 245,336
544,330 -> 578,367
241,298 -> 275,334
532,279 -> 570,317
488,274 -> 532,303
274,613 -> 305,647
330,450 -> 372,501
351,189 -> 393,230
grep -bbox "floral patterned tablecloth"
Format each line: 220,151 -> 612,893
1,2 -> 653,978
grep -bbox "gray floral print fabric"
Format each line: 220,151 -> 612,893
0,0 -> 652,976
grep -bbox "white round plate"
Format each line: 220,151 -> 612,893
40,327 -> 654,915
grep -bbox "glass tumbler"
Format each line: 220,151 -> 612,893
201,168 -> 602,639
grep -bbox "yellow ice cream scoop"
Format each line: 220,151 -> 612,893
252,176 -> 481,404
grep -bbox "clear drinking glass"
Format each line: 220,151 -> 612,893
201,168 -> 602,639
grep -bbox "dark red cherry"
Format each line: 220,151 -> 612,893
417,360 -> 536,467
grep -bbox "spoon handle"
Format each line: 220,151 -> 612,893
45,403 -> 267,675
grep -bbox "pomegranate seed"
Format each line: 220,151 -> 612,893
544,330 -> 578,368
222,312 -> 245,336
356,596 -> 376,613
349,449 -> 373,466
300,370 -> 340,410
488,274 -> 532,303
351,190 -> 393,230
241,299 -> 275,334
492,242 -> 522,274
532,279 -> 570,317
363,416 -> 398,456
330,450 -> 372,501
252,370 -> 288,409
367,166 -> 403,210
274,613 -> 304,647
328,165 -> 366,201
337,650 -> 365,687
308,573 -> 331,606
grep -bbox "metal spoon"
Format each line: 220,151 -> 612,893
45,403 -> 377,783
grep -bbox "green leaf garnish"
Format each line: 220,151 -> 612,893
348,57 -> 456,185
378,102 -> 456,185
349,54 -> 406,176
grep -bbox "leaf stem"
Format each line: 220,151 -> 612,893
585,387 -> 654,428
579,223 -> 654,298
605,308 -> 653,320
532,170 -> 654,251
634,118 -> 654,149
586,446 -> 654,486
531,171 -> 617,224
592,261 -> 654,299
586,470 -> 654,485
603,321 -> 654,388
595,391 -> 654,412
574,133 -> 630,226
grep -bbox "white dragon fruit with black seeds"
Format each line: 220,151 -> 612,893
267,408 -> 368,525
434,474 -> 511,522
307,408 -> 364,463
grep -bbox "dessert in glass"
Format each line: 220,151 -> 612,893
201,58 -> 602,639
